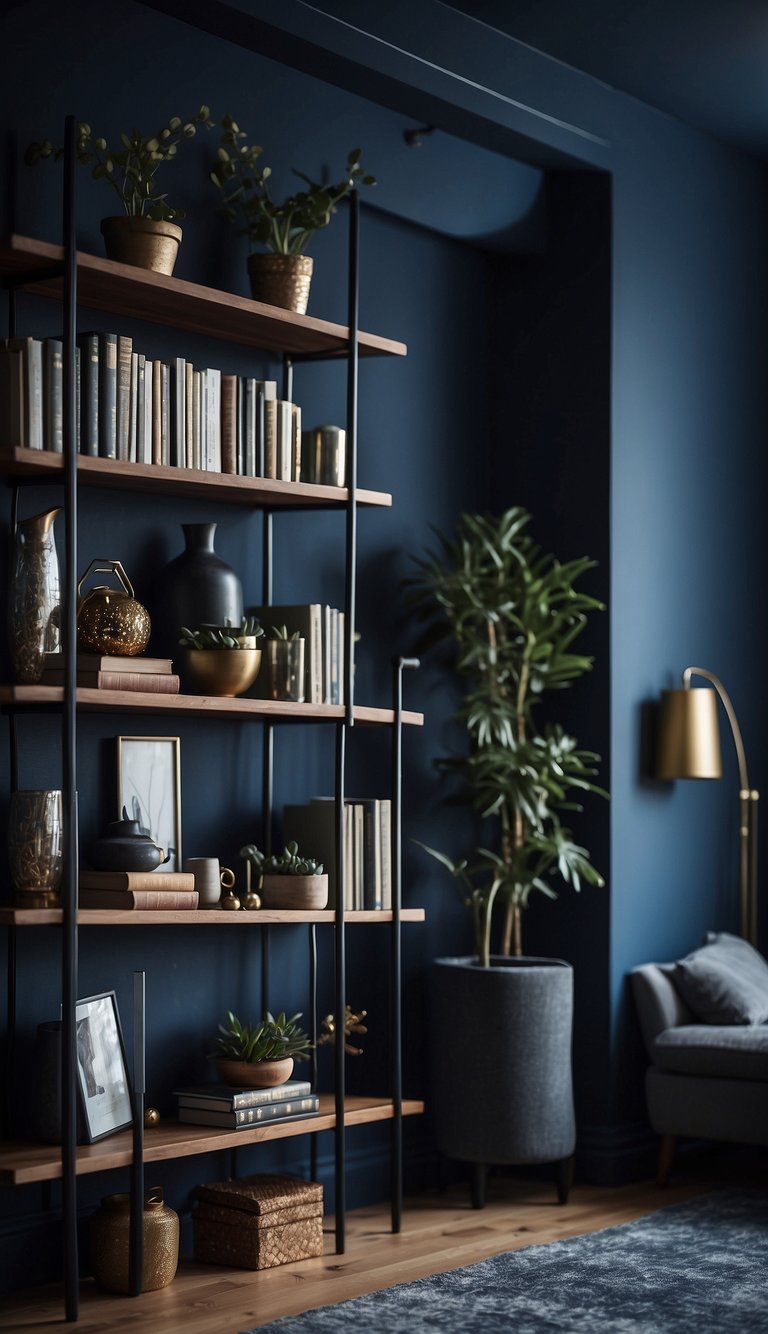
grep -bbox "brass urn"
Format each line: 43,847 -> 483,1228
77,559 -> 151,656
88,1186 -> 179,1293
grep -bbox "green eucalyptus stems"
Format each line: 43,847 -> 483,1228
179,616 -> 263,649
213,1010 -> 312,1064
408,507 -> 607,965
211,113 -> 375,255
240,840 -> 324,877
25,107 -> 214,220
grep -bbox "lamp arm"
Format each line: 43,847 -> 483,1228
682,666 -> 751,794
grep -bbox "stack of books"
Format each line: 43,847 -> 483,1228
79,870 -> 198,910
284,798 -> 392,911
174,1080 -> 319,1129
42,653 -> 180,694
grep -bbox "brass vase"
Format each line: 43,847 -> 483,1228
100,216 -> 182,276
8,507 -> 62,683
89,1186 -> 179,1294
247,253 -> 313,314
8,789 -> 63,908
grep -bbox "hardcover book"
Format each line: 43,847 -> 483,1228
115,334 -> 132,461
174,1080 -> 313,1110
77,333 -> 99,457
44,653 -> 173,674
79,870 -> 195,891
8,336 -> 43,451
78,888 -> 200,910
43,338 -> 63,453
43,669 -> 180,693
177,1094 -> 319,1128
97,332 -> 117,459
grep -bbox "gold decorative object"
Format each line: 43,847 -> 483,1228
317,1006 -> 368,1056
246,253 -> 313,314
100,216 -> 182,276
657,666 -> 759,943
216,1057 -> 294,1088
77,559 -> 150,656
220,890 -> 242,910
9,790 -> 63,908
8,507 -> 62,683
88,1186 -> 179,1294
242,890 -> 262,910
144,1107 -> 161,1128
182,647 -> 262,697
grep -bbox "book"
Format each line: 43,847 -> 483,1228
184,360 -> 194,468
220,373 -> 238,473
170,356 -> 186,467
79,888 -> 200,910
176,1094 -> 319,1128
160,361 -> 170,465
205,366 -> 221,471
43,338 -> 63,452
247,604 -> 323,704
116,334 -> 132,460
379,799 -> 392,910
128,351 -> 140,461
42,669 -> 180,693
79,870 -> 195,891
8,337 -> 43,451
152,359 -> 163,465
173,1079 -> 313,1110
44,653 -> 173,673
97,332 -> 117,458
77,333 -> 99,456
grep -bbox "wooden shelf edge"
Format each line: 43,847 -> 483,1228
0,907 -> 426,926
0,684 -> 423,727
0,1096 -> 425,1183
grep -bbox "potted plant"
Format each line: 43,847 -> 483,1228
407,507 -> 607,1205
178,616 -> 263,697
210,113 -> 375,313
212,1009 -> 312,1088
240,840 -> 328,910
25,107 -> 213,275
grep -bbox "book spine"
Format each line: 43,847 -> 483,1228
292,403 -> 301,481
80,889 -> 200,910
379,799 -> 392,910
78,334 -> 99,456
44,338 -> 63,452
184,360 -> 194,468
27,339 -> 43,450
264,399 -> 277,478
50,670 -> 180,692
176,1082 -> 313,1110
152,360 -> 162,466
160,362 -> 170,466
220,373 -> 237,474
310,605 -> 323,705
79,871 -> 195,891
171,356 -> 186,467
135,353 -> 146,464
236,376 -> 244,475
116,334 -> 132,460
98,333 -> 117,458
128,352 -> 139,462
206,367 -> 221,471
192,369 -> 202,470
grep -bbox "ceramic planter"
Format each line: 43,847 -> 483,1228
259,873 -> 329,910
216,1057 -> 294,1088
247,253 -> 313,314
100,216 -> 182,276
431,955 -> 576,1203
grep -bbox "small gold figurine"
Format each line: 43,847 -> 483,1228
317,1005 -> 368,1056
144,1107 -> 161,1128
220,890 -> 241,910
242,861 -> 261,909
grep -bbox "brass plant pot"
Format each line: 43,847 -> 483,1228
260,873 -> 329,911
182,647 -> 262,697
100,216 -> 183,276
89,1186 -> 179,1294
216,1057 -> 294,1088
247,253 -> 313,314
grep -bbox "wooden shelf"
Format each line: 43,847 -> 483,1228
0,685 -> 423,726
0,907 -> 426,926
0,447 -> 392,509
0,234 -> 407,359
0,1095 -> 425,1184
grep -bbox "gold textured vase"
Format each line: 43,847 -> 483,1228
89,1186 -> 179,1294
247,253 -> 313,314
100,216 -> 182,276
182,647 -> 262,697
8,507 -> 62,682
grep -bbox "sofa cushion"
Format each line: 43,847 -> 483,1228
673,934 -> 768,1025
652,1025 -> 768,1081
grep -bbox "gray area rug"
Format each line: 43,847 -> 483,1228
242,1191 -> 768,1332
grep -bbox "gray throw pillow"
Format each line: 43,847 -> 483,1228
674,934 -> 768,1025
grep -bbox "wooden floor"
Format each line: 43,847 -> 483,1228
2,1150 -> 766,1333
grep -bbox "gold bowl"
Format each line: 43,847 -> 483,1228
182,648 -> 262,697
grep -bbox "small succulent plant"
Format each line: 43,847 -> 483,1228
213,1009 -> 312,1063
240,840 -> 324,876
179,616 -> 264,649
269,624 -> 302,641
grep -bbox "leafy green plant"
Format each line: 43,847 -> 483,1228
179,616 -> 264,649
212,1009 -> 312,1064
211,113 -> 375,255
25,107 -> 214,220
407,507 -> 607,966
240,840 -> 324,876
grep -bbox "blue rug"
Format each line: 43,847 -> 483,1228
242,1191 -> 768,1332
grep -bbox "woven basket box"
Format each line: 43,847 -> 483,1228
192,1172 -> 323,1270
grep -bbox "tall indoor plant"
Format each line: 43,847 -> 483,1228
407,506 -> 606,1204
210,113 -> 374,313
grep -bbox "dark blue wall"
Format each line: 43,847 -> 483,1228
2,0 -> 768,1291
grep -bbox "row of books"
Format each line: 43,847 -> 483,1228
0,334 -> 305,481
78,870 -> 198,910
42,652 -> 179,694
175,1080 -> 319,1130
248,603 -> 346,705
284,797 -> 392,911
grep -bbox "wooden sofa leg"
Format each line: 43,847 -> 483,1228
656,1134 -> 677,1186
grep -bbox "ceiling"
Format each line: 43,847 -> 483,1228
443,0 -> 768,159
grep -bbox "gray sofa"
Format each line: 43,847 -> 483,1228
631,932 -> 768,1183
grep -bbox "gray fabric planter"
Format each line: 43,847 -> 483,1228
430,956 -> 576,1171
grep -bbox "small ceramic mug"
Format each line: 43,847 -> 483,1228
183,858 -> 235,909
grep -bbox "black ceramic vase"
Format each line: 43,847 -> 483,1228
157,523 -> 243,656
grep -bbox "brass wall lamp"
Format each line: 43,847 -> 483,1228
657,667 -> 759,944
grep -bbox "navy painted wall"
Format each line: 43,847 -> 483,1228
2,0 -> 768,1292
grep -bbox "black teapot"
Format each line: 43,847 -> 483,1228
89,809 -> 169,873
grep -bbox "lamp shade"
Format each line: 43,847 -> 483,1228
657,686 -> 723,780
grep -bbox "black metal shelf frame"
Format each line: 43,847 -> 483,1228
2,122 -> 418,1320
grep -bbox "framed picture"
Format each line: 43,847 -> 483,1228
117,735 -> 182,871
75,991 -> 133,1142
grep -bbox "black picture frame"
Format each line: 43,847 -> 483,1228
75,991 -> 133,1142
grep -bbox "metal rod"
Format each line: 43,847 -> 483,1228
390,657 -> 419,1233
60,111 -> 79,1325
8,287 -> 17,339
344,190 -> 359,726
261,926 -> 271,1017
334,721 -> 346,1252
129,972 -> 146,1297
4,927 -> 16,1140
309,924 -> 318,1183
9,714 -> 18,797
